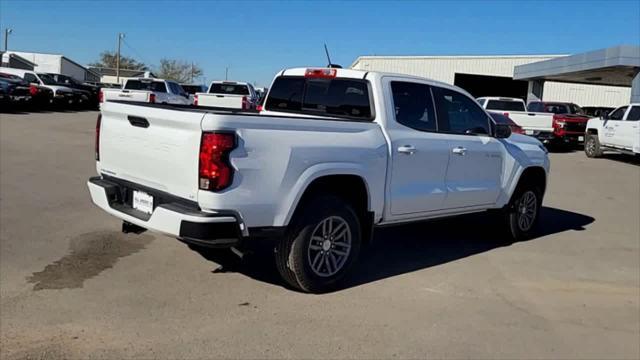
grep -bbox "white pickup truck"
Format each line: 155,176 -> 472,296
194,81 -> 258,109
101,78 -> 191,105
477,97 -> 590,145
88,67 -> 550,292
585,104 -> 640,157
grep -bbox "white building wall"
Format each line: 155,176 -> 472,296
544,81 -> 630,107
351,55 -> 631,107
60,58 -> 86,82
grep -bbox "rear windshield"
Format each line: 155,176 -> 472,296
528,102 -> 570,114
209,83 -> 250,95
124,80 -> 167,93
264,76 -> 373,120
486,100 -> 526,112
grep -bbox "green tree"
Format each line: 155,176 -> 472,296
156,58 -> 203,83
89,51 -> 147,70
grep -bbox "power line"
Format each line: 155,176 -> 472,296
120,37 -> 152,69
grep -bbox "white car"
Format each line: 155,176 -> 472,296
88,67 -> 550,292
101,78 -> 191,105
0,67 -> 75,105
585,104 -> 640,157
194,81 -> 258,109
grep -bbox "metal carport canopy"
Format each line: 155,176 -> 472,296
513,45 -> 640,87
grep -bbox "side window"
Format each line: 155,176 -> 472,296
626,106 -> 640,121
390,81 -> 436,132
23,73 -> 38,84
432,87 -> 490,135
609,106 -> 627,120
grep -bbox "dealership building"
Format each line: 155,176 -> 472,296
351,46 -> 638,107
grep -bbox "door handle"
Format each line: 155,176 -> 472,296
128,116 -> 149,128
452,146 -> 467,155
397,145 -> 416,155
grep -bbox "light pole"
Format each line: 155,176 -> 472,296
116,33 -> 125,84
4,28 -> 12,52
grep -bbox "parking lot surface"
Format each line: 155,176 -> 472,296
1,110 -> 639,359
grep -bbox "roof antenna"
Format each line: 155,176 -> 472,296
324,44 -> 342,69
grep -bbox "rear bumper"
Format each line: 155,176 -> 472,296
87,176 -> 246,247
528,130 -> 585,143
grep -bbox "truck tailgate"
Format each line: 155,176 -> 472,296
105,90 -> 150,102
197,93 -> 244,109
98,102 -> 204,201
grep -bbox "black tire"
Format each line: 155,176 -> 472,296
584,134 -> 603,158
275,195 -> 361,293
505,185 -> 542,241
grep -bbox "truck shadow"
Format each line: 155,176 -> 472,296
189,207 -> 594,292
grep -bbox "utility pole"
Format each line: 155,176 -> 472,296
225,66 -> 229,81
4,28 -> 12,52
116,33 -> 124,84
191,62 -> 194,83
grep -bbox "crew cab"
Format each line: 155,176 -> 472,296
88,67 -> 549,293
101,78 -> 191,105
585,104 -> 640,157
0,67 -> 75,106
194,81 -> 258,109
526,101 -> 590,145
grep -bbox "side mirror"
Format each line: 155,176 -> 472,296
494,124 -> 512,138
600,113 -> 609,120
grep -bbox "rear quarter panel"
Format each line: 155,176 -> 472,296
198,114 -> 388,228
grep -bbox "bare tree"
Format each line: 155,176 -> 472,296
89,51 -> 147,70
156,59 -> 203,83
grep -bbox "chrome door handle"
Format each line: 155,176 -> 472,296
452,146 -> 467,155
397,145 -> 416,155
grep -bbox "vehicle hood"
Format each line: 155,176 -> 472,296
46,85 -> 74,94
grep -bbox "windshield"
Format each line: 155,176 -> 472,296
38,73 -> 58,85
0,73 -> 22,80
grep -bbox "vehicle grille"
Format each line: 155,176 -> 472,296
565,122 -> 586,133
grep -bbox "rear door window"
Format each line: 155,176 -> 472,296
125,80 -> 167,93
486,100 -> 526,111
390,81 -> 436,131
265,76 -> 373,120
209,83 -> 250,95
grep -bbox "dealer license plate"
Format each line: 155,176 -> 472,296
132,190 -> 154,214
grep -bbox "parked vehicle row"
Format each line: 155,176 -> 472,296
0,66 -> 100,111
101,78 -> 192,105
89,67 -> 550,293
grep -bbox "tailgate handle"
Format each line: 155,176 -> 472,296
216,95 -> 224,97
128,116 -> 149,128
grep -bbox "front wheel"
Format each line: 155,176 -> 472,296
275,195 -> 361,293
584,134 -> 603,158
506,186 -> 542,241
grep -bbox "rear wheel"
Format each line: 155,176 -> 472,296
275,195 -> 361,293
585,134 -> 603,158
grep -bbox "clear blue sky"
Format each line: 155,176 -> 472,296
1,0 -> 638,86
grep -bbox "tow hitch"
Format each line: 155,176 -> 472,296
122,221 -> 147,234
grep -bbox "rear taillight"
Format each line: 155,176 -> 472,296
193,94 -> 198,106
199,132 -> 237,191
241,96 -> 249,110
503,112 -> 510,117
256,104 -> 263,112
95,114 -> 102,161
149,93 -> 156,103
98,89 -> 104,103
29,85 -> 38,96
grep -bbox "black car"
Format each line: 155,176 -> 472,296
46,73 -> 100,107
0,76 -> 31,110
0,72 -> 53,108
